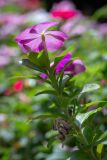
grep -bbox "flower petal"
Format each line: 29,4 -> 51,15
32,22 -> 59,33
40,73 -> 48,79
45,34 -> 65,51
16,27 -> 39,42
55,53 -> 72,73
46,30 -> 68,41
24,37 -> 43,52
17,42 -> 29,53
65,59 -> 86,75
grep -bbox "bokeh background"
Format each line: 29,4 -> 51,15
0,0 -> 107,160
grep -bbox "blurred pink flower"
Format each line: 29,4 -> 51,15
40,73 -> 48,79
0,56 -> 10,68
0,0 -> 6,7
0,45 -> 17,67
0,14 -> 25,38
16,22 -> 67,53
0,14 -> 25,25
97,23 -> 107,37
51,0 -> 78,20
61,18 -> 92,36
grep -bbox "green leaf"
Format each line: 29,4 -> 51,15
82,126 -> 94,145
69,150 -> 91,160
85,101 -> 107,109
22,59 -> 46,73
45,130 -> 58,139
97,144 -> 103,154
28,51 -> 50,68
32,113 -> 58,120
35,89 -> 57,96
96,131 -> 107,144
28,52 -> 38,64
80,83 -> 100,94
76,108 -> 102,127
92,5 -> 107,20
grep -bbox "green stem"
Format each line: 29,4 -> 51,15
90,147 -> 97,160
41,34 -> 63,108
41,34 -> 50,69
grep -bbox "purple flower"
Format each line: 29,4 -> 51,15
40,53 -> 86,79
64,59 -> 86,76
55,53 -> 71,73
16,22 -> 68,53
55,53 -> 86,75
40,73 -> 48,79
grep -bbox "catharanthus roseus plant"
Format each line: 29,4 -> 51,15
16,22 -> 107,160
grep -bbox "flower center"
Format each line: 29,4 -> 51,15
41,30 -> 45,36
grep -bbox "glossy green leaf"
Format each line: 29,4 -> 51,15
81,83 -> 100,94
85,101 -> 107,109
82,125 -> 94,145
96,131 -> 107,144
76,107 -> 101,127
28,51 -> 49,68
22,59 -> 46,73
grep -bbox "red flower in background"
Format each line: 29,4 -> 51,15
13,80 -> 23,92
51,0 -> 78,20
51,10 -> 78,20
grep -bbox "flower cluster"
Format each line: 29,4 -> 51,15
40,53 -> 86,79
16,21 -> 86,78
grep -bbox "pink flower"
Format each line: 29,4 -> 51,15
13,80 -> 23,92
0,14 -> 25,25
51,0 -> 78,20
51,11 -> 78,20
0,14 -> 25,38
40,53 -> 86,79
40,73 -> 48,79
16,22 -> 68,53
55,53 -> 86,75
63,59 -> 86,76
60,16 -> 92,37
97,23 -> 107,37
0,45 -> 17,67
55,53 -> 71,73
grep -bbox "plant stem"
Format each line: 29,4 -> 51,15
90,147 -> 97,160
41,33 -> 63,108
41,34 -> 50,69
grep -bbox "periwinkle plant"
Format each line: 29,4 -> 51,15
16,22 -> 107,160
